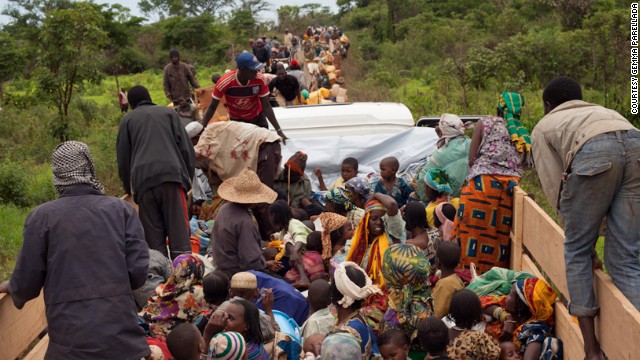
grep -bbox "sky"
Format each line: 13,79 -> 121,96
0,0 -> 338,25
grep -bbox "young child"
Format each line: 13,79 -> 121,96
209,331 -> 248,360
301,279 -> 334,338
166,323 -> 206,360
285,231 -> 328,284
432,241 -> 465,318
499,341 -> 522,360
417,317 -> 453,360
433,202 -> 456,241
195,271 -> 231,334
377,329 -> 411,360
302,334 -> 326,360
314,157 -> 359,191
371,157 -> 414,208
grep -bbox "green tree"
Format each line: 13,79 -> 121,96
0,32 -> 26,102
138,0 -> 233,19
36,2 -> 107,140
228,9 -> 256,42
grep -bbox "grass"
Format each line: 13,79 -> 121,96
0,204 -> 29,281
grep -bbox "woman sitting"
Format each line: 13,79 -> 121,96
404,201 -> 442,264
318,212 -> 354,269
143,254 -> 208,339
330,261 -> 383,360
481,277 -> 562,359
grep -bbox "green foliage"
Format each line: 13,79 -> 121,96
0,204 -> 29,281
0,161 -> 28,207
138,0 -> 233,19
228,9 -> 257,43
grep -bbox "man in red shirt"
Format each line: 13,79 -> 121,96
201,51 -> 287,143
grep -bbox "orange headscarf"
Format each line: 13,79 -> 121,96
319,212 -> 349,260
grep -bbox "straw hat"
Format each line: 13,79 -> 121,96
217,168 -> 277,204
230,272 -> 257,289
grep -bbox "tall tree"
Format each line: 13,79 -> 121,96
138,0 -> 233,19
36,2 -> 107,140
0,32 -> 26,102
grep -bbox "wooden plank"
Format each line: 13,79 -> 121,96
0,292 -> 47,360
520,253 -> 545,279
23,335 -> 49,360
521,196 -> 569,299
554,301 -> 584,360
594,269 -> 640,360
509,187 -> 526,270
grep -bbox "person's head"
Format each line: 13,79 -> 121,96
417,317 -> 449,356
291,36 -> 299,47
284,151 -> 308,183
302,219 -> 316,230
447,289 -> 483,330
166,323 -> 205,360
127,85 -> 152,109
284,28 -> 289,34
341,157 -> 358,182
436,241 -> 461,271
319,212 -> 352,258
256,38 -> 265,49
344,177 -> 370,208
248,38 -> 255,47
303,334 -> 325,356
208,331 -> 247,360
308,278 -> 331,311
212,73 -> 222,84
434,202 -> 456,241
262,247 -> 279,261
306,231 -> 323,253
268,199 -> 292,230
217,169 -> 277,206
168,254 -> 206,294
235,51 -> 264,81
379,157 -> 399,181
229,272 -> 259,302
330,261 -> 380,309
271,48 -> 278,58
321,333 -> 361,360
226,298 -> 263,343
331,220 -> 353,254
276,63 -> 287,78
404,201 -> 428,231
424,168 -> 452,200
504,277 -> 556,322
378,329 -> 410,360
325,188 -> 352,216
169,49 -> 180,65
203,270 -> 230,306
51,141 -> 104,196
120,87 -> 126,92
500,341 -> 522,360
365,199 -> 388,238
542,76 -> 582,114
290,59 -> 300,70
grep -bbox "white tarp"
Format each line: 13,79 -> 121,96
281,127 -> 439,191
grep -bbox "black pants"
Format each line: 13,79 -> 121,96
138,182 -> 191,259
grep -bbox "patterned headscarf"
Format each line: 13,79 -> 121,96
382,244 -> 432,335
321,333 -> 361,360
326,188 -> 353,212
424,168 -> 452,195
319,212 -> 349,259
437,113 -> 466,148
514,277 -> 557,323
345,177 -> 370,199
208,332 -> 246,360
498,92 -> 531,159
51,141 -> 104,195
143,254 -> 208,338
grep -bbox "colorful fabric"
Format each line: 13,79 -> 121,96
212,70 -> 269,121
346,210 -> 390,289
426,197 -> 459,229
452,174 -> 519,274
51,141 -> 104,195
498,92 -> 531,157
364,198 -> 387,213
143,254 -> 208,338
370,177 -> 414,208
466,267 -> 534,297
515,278 -> 557,324
331,310 -> 381,360
208,331 -> 246,360
319,212 -> 350,259
326,188 -> 353,212
467,116 -> 523,181
419,137 -> 470,200
284,250 -> 327,281
347,207 -> 365,230
321,333 -> 362,360
246,341 -> 269,360
345,177 -> 370,199
447,330 -> 501,360
424,168 -> 453,195
435,202 -> 454,241
437,113 -> 466,148
334,261 -> 382,308
381,244 -> 433,341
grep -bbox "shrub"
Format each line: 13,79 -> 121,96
0,161 -> 28,206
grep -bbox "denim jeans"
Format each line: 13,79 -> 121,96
559,130 -> 640,317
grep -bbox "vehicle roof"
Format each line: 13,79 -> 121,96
274,102 -> 414,138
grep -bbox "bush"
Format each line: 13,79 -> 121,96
0,161 -> 28,206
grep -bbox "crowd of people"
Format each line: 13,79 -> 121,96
0,24 -> 638,360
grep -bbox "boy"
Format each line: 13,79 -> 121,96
166,323 -> 206,360
432,241 -> 464,318
314,157 -> 359,191
370,157 -> 413,208
417,317 -> 452,359
377,329 -> 410,360
301,279 -> 334,338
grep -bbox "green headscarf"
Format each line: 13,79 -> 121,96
498,92 -> 531,156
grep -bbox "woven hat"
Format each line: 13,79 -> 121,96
230,272 -> 257,289
217,168 -> 277,204
208,331 -> 246,360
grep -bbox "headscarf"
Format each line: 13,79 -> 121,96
498,92 -> 531,158
143,254 -> 208,337
346,199 -> 389,288
424,168 -> 453,195
514,277 -> 557,323
345,177 -> 370,199
208,332 -> 246,360
434,202 -> 454,241
466,267 -> 534,297
51,141 -> 104,195
320,333 -> 361,360
437,113 -> 466,148
333,261 -> 382,308
319,212 -> 349,259
284,151 -> 307,176
246,342 -> 269,360
326,188 -> 353,212
381,244 -> 432,334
